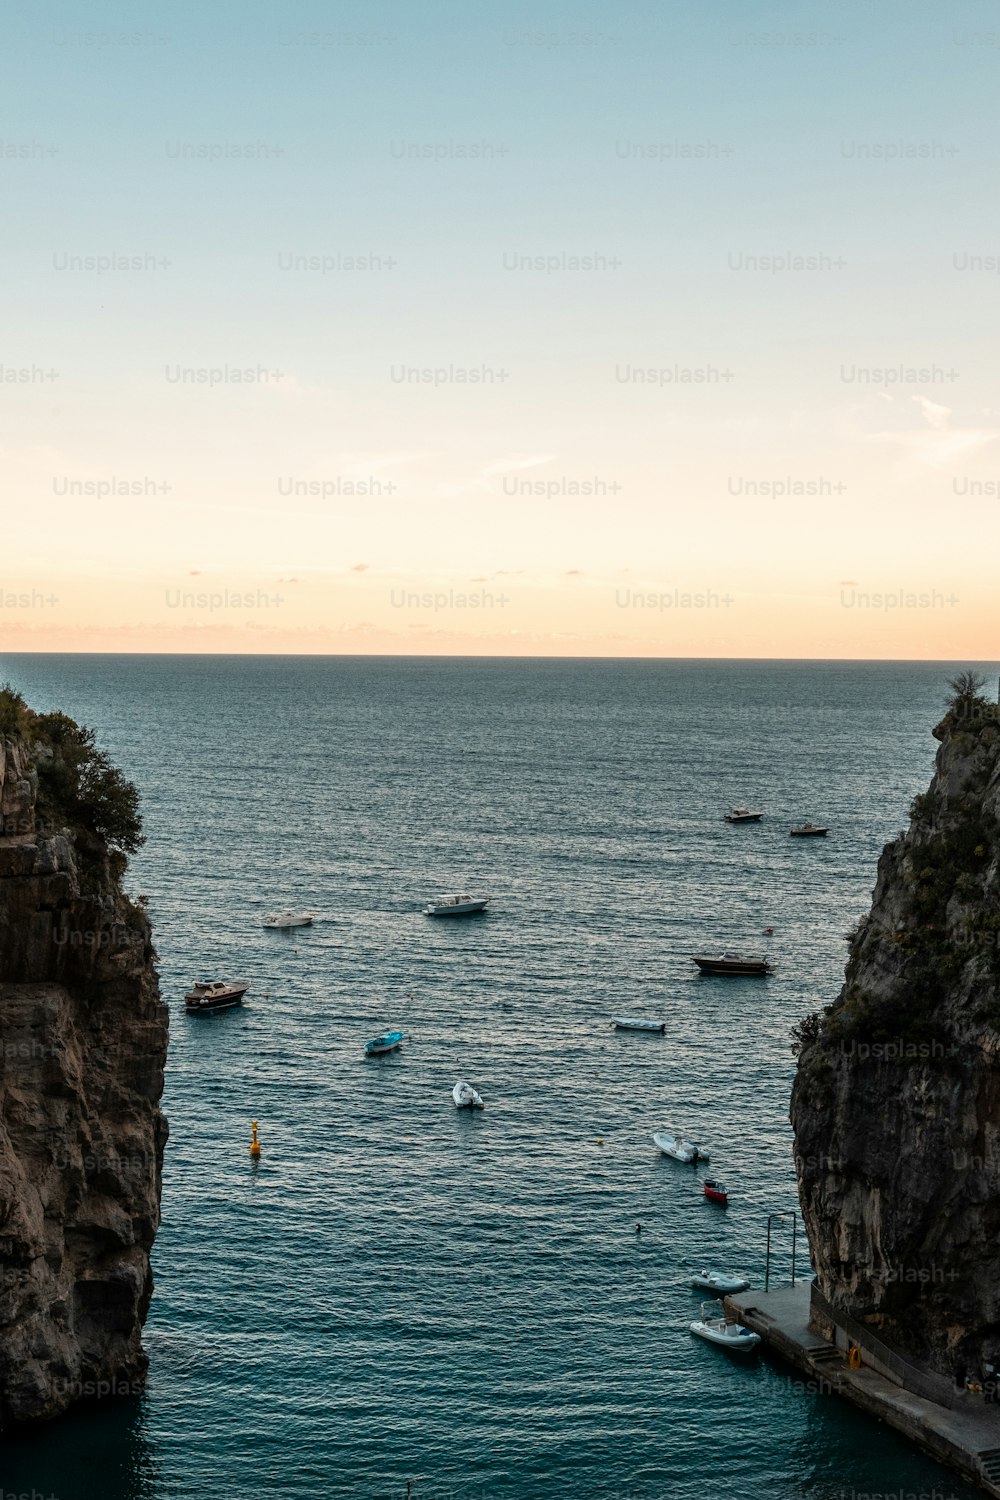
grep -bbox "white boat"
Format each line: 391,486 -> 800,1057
425,894 -> 488,916
611,1016 -> 666,1034
653,1131 -> 709,1164
690,1304 -> 761,1353
725,807 -> 763,823
184,979 -> 250,1013
262,911 -> 314,929
790,822 -> 829,837
691,1271 -> 751,1296
452,1080 -> 485,1110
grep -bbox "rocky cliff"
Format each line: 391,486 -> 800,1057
791,677 -> 1000,1381
0,690 -> 168,1427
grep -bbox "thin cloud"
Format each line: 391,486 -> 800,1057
912,396 -> 951,431
870,398 -> 997,469
441,454 -> 556,498
480,454 -> 555,479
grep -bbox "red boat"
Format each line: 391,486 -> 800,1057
703,1179 -> 729,1206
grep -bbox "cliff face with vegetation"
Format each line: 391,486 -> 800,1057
0,689 -> 168,1427
791,677 -> 1000,1379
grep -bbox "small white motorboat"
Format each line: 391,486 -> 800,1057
790,822 -> 829,837
653,1131 -> 709,1164
691,1271 -> 751,1296
452,1080 -> 485,1110
263,911 -> 314,929
725,807 -> 763,823
690,1304 -> 761,1353
425,893 -> 489,916
611,1016 -> 666,1034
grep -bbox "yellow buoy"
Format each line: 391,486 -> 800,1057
250,1120 -> 261,1159
596,1138 -> 604,1145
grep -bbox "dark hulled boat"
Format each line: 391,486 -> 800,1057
692,953 -> 771,977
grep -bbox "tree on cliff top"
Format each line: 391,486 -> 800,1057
34,711 -> 144,856
948,669 -> 988,708
938,670 -> 997,736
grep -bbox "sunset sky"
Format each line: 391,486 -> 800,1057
3,0 -> 1000,656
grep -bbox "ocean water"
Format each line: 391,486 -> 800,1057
1,655 -> 992,1500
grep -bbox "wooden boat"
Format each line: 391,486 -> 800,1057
184,979 -> 250,1013
692,953 -> 771,977
425,893 -> 488,916
790,823 -> 828,837
703,1179 -> 729,1205
690,1305 -> 760,1352
611,1016 -> 666,1034
364,1029 -> 405,1057
691,1271 -> 750,1296
654,1131 -> 709,1163
724,807 -> 763,823
452,1080 -> 484,1110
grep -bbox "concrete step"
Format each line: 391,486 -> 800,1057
978,1447 -> 1000,1482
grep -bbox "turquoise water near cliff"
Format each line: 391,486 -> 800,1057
1,655 -> 993,1500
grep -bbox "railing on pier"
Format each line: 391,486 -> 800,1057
764,1211 -> 798,1291
809,1281 -> 967,1410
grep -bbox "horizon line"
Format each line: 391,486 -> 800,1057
1,651 -> 997,666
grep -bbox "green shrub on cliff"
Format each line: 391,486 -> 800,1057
34,711 -> 144,855
791,1010 -> 822,1055
909,791 -> 933,828
0,683 -> 30,737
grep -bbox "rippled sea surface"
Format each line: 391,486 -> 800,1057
2,656 -> 992,1500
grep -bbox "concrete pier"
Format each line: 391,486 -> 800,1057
726,1285 -> 1000,1496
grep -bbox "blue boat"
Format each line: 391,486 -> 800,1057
364,1030 -> 405,1057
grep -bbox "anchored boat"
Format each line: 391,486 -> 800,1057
692,953 -> 771,977
425,893 -> 488,916
452,1080 -> 485,1110
184,979 -> 250,1013
654,1131 -> 709,1163
703,1179 -> 729,1205
691,1271 -> 750,1296
611,1016 -> 666,1034
725,807 -> 763,823
790,822 -> 829,837
690,1304 -> 760,1353
364,1030 -> 405,1057
263,911 -> 314,928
